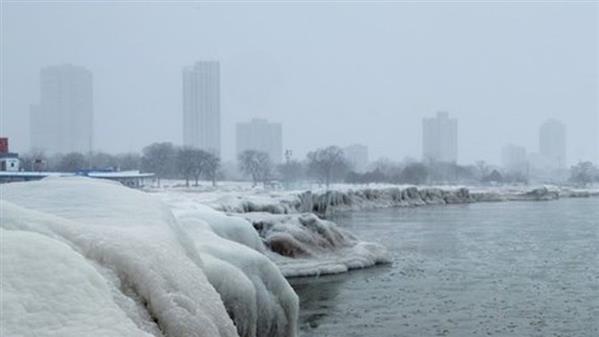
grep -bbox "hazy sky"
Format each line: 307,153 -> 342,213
1,1 -> 598,165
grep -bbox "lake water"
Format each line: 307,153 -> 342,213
290,198 -> 599,337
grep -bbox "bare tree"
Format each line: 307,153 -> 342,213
201,151 -> 220,187
142,142 -> 176,186
278,159 -> 304,185
306,146 -> 349,188
475,160 -> 489,182
238,150 -> 272,186
55,152 -> 87,172
569,161 -> 598,186
88,152 -> 118,170
399,162 -> 429,184
176,146 -> 197,187
20,149 -> 47,171
115,153 -> 141,171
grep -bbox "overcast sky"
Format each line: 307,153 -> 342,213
1,1 -> 597,165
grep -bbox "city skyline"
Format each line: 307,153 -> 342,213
2,3 -> 597,164
16,62 -> 581,169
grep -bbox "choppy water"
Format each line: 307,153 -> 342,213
290,198 -> 599,337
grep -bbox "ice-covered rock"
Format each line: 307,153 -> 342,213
238,212 -> 390,277
1,177 -> 298,337
0,228 -> 156,337
181,186 -> 474,216
157,191 -> 391,277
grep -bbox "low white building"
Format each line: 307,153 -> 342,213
0,154 -> 20,172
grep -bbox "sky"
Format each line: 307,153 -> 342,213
1,1 -> 598,165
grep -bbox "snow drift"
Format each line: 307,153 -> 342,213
1,178 -> 297,337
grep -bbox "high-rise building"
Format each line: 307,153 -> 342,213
344,144 -> 369,172
501,144 -> 528,173
539,119 -> 566,169
236,118 -> 282,163
183,61 -> 221,156
30,64 -> 93,154
422,111 -> 458,163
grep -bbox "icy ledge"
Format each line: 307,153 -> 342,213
1,178 -> 298,337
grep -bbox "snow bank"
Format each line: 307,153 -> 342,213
1,177 -> 298,337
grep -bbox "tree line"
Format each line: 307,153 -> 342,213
19,143 -> 599,188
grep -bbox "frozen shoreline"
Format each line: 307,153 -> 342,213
2,178 -> 596,337
152,182 -> 597,278
153,182 -> 598,217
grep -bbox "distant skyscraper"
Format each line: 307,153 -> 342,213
183,61 -> 221,156
30,64 -> 93,154
344,144 -> 369,172
539,119 -> 566,169
236,118 -> 283,163
422,111 -> 458,163
502,144 -> 527,173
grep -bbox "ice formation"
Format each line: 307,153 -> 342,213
1,178 -> 297,337
1,228 -> 154,337
157,191 -> 391,277
168,183 -> 596,217
239,212 -> 390,277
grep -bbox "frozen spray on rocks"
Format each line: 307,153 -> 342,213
1,177 -> 298,337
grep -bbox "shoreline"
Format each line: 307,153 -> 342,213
153,183 -> 598,278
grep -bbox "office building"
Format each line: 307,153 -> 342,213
344,144 -> 369,172
501,144 -> 527,173
422,111 -> 458,163
236,118 -> 282,163
183,61 -> 221,156
30,64 -> 93,154
539,119 -> 566,169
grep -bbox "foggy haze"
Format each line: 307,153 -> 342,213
1,2 -> 598,165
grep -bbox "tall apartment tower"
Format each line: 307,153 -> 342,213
236,118 -> 283,163
344,144 -> 369,173
30,64 -> 93,154
502,144 -> 528,173
422,111 -> 458,163
183,61 -> 221,156
539,119 -> 566,169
